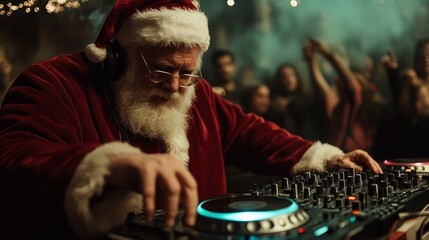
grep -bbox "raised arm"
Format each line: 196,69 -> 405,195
382,50 -> 402,108
312,40 -> 359,95
303,42 -> 333,98
303,41 -> 339,117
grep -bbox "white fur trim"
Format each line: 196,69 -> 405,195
191,0 -> 200,9
64,142 -> 143,238
116,9 -> 210,51
290,141 -> 344,175
85,43 -> 107,63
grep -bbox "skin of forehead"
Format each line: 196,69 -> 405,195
141,46 -> 201,71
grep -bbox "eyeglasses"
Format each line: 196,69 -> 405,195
139,48 -> 201,88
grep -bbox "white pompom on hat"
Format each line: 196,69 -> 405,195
85,0 -> 210,63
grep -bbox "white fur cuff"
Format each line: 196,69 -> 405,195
64,142 -> 143,238
290,141 -> 344,175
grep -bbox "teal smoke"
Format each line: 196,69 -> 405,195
200,0 -> 429,80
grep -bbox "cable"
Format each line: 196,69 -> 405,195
419,215 -> 429,240
399,211 -> 429,218
103,78 -> 130,143
366,212 -> 429,240
399,211 -> 429,240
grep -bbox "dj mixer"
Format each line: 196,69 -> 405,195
109,162 -> 429,240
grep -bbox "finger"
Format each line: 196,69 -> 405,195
334,156 -> 362,172
365,159 -> 380,174
388,50 -> 397,61
176,169 -> 198,226
352,151 -> 381,174
159,172 -> 181,227
375,160 -> 383,174
347,162 -> 363,172
368,158 -> 383,174
141,168 -> 157,223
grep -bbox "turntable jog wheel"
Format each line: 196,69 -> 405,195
383,158 -> 429,173
195,195 -> 309,235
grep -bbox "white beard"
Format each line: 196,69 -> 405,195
112,56 -> 196,165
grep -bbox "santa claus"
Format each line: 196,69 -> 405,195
0,0 -> 381,238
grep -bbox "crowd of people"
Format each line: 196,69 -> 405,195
210,39 -> 429,159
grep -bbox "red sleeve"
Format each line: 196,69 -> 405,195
0,56 -> 100,237
198,80 -> 313,175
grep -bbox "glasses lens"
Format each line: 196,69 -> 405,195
179,75 -> 200,87
149,70 -> 200,87
150,71 -> 171,83
179,75 -> 192,86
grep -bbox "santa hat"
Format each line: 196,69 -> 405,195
85,0 -> 210,63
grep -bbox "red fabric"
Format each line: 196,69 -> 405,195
0,52 -> 312,238
328,75 -> 372,152
95,0 -> 197,48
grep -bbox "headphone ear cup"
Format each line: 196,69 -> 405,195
98,40 -> 127,81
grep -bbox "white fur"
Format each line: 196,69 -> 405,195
290,141 -> 344,175
116,9 -> 210,52
85,43 -> 107,63
64,142 -> 143,238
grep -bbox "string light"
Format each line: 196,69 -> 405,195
290,0 -> 299,7
227,0 -> 235,7
0,0 -> 89,16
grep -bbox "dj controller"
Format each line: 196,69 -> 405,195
109,160 -> 429,240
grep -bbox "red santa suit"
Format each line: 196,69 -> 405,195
0,0 -> 344,238
0,51 -> 344,238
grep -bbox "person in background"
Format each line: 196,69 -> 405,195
381,41 -> 429,157
211,49 -> 239,103
266,63 -> 311,137
397,83 -> 429,157
241,84 -> 271,116
414,39 -> 429,83
382,39 -> 429,110
0,49 -> 12,104
303,40 -> 383,152
0,0 -> 382,238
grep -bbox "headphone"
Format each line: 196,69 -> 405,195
98,39 -> 127,82
91,39 -> 131,143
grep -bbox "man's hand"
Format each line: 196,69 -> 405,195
326,150 -> 383,174
303,42 -> 315,62
309,39 -> 330,55
107,153 -> 198,228
212,86 -> 226,97
381,50 -> 398,69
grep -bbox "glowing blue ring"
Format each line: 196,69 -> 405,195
197,199 -> 299,222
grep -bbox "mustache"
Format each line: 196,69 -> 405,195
149,88 -> 181,100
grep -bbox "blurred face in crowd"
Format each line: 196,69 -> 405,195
416,85 -> 429,116
249,85 -> 271,115
415,42 -> 429,80
215,54 -> 236,83
113,45 -> 201,138
280,66 -> 299,93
